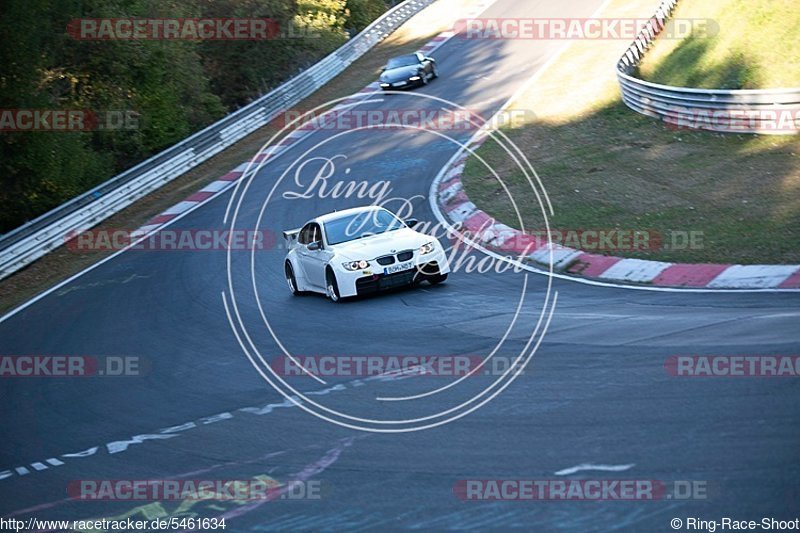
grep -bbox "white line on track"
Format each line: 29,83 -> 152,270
555,463 -> 636,476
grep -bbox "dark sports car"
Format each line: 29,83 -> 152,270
379,52 -> 438,90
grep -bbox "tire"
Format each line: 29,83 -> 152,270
326,268 -> 342,303
428,273 -> 448,285
431,63 -> 439,79
285,261 -> 301,296
420,70 -> 428,86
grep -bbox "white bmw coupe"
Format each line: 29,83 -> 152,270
283,206 -> 450,302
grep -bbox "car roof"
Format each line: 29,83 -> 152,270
314,205 -> 386,225
388,53 -> 421,64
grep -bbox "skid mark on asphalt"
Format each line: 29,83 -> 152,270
404,501 -> 683,531
55,273 -> 149,296
11,437 -> 366,532
4,449 -> 290,519
259,501 -> 681,531
216,436 -> 359,524
615,314 -> 756,346
0,366 -> 403,488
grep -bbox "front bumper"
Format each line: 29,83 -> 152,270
336,247 -> 450,297
379,76 -> 424,90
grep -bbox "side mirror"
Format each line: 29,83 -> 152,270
380,66 -> 386,72
307,241 -> 321,251
405,218 -> 419,228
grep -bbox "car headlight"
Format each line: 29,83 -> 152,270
418,241 -> 435,255
380,82 -> 390,87
343,260 -> 370,271
409,75 -> 421,81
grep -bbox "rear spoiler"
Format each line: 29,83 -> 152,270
283,228 -> 301,248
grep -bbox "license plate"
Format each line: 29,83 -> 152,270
392,81 -> 406,87
384,261 -> 413,275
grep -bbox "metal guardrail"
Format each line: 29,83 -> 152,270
0,0 -> 436,279
616,0 -> 800,135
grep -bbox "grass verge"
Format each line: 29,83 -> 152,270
461,0 -> 800,265
637,0 -> 800,89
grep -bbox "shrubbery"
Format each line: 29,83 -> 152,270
0,0 -> 387,232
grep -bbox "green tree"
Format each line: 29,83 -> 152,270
0,0 -> 388,232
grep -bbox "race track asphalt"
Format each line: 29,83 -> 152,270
1,0 -> 799,530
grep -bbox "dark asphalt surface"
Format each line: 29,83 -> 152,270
2,0 -> 800,531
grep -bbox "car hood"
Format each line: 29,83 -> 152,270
380,65 -> 421,82
332,228 -> 430,260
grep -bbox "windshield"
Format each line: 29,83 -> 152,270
386,55 -> 419,69
325,209 -> 405,245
